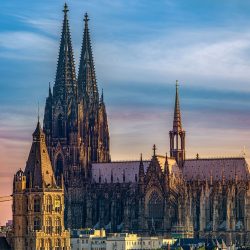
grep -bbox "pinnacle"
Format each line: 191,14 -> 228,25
63,3 -> 69,13
84,12 -> 89,22
153,144 -> 156,156
173,80 -> 182,132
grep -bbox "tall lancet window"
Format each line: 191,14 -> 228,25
34,217 -> 41,231
148,191 -> 164,219
237,191 -> 245,221
34,196 -> 41,212
55,154 -> 63,179
57,114 -> 64,137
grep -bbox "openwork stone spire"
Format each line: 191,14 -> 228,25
54,3 -> 76,99
78,13 -> 99,105
173,80 -> 182,132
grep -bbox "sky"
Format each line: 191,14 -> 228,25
1,0 -> 250,225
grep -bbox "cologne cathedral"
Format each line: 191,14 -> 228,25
29,3 -> 250,246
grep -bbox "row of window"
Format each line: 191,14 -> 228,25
34,195 -> 62,213
34,216 -> 62,234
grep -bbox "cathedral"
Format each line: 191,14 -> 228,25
12,3 -> 250,247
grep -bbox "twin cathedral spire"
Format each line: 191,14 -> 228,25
43,4 -> 110,181
43,3 -> 184,184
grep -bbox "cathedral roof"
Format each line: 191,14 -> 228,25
24,121 -> 57,188
91,156 -> 180,184
183,157 -> 250,181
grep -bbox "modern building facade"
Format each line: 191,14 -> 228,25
40,4 -> 250,246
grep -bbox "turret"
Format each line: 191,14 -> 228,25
164,153 -> 170,190
139,153 -> 145,184
13,169 -> 26,192
43,83 -> 52,144
98,90 -> 110,162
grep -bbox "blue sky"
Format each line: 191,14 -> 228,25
1,0 -> 250,223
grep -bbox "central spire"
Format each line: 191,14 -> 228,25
173,80 -> 182,132
169,80 -> 186,167
78,12 -> 99,105
54,3 -> 76,100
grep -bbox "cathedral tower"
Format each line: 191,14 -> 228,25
169,80 -> 185,167
43,3 -> 78,181
78,13 -> 110,165
12,121 -> 70,250
43,4 -> 110,229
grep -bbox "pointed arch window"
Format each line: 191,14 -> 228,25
55,217 -> 61,234
34,196 -> 41,212
237,191 -> 245,221
148,191 -> 164,219
55,154 -> 63,179
57,114 -> 64,137
46,195 -> 52,212
45,239 -> 52,250
45,217 -> 52,235
55,196 -> 61,213
34,217 -> 41,231
55,238 -> 61,250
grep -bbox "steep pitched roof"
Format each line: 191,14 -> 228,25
183,157 -> 250,181
91,156 -> 180,184
24,121 -> 57,188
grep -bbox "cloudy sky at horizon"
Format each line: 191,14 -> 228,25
1,0 -> 250,224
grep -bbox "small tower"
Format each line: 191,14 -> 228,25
12,121 -> 71,250
169,80 -> 186,167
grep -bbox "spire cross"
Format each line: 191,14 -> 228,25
176,80 -> 179,88
63,3 -> 69,14
84,13 -> 89,22
153,144 -> 156,156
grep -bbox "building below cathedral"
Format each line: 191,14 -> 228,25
10,122 -> 70,250
10,3 -> 250,248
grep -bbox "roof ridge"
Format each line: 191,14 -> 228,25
92,160 -> 151,164
186,156 -> 245,160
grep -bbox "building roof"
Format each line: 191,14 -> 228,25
183,157 -> 250,181
24,121 -> 57,188
92,156 -> 180,184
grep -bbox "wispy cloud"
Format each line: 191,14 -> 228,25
0,31 -> 57,61
95,28 -> 250,91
